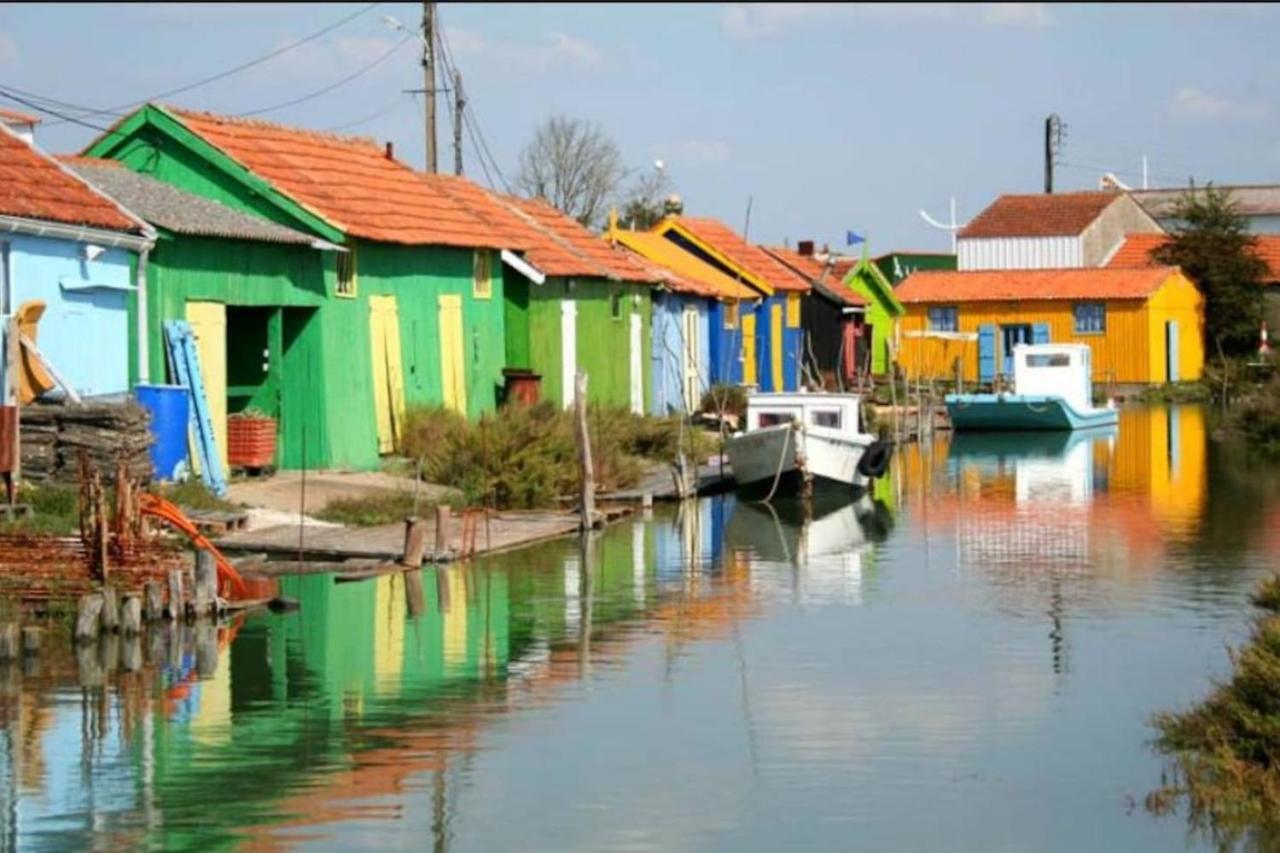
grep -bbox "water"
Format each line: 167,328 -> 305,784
5,405 -> 1279,851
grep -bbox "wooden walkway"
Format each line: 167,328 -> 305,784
600,461 -> 735,502
214,507 -> 630,563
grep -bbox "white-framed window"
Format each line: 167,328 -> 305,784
928,305 -> 958,332
810,409 -> 842,429
473,251 -> 493,299
1073,302 -> 1105,334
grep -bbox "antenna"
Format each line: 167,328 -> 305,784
919,196 -> 966,254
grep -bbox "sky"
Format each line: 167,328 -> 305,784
1,3 -> 1278,251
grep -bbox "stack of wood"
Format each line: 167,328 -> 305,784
20,402 -> 153,483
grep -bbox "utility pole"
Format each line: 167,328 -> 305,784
422,1 -> 438,173
453,69 -> 465,176
1044,113 -> 1065,194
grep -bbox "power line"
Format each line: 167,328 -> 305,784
324,93 -> 409,131
434,19 -> 509,191
41,2 -> 382,126
0,87 -> 115,133
235,34 -> 413,118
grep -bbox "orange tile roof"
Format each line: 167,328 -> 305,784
958,191 -> 1120,239
503,195 -> 653,283
896,267 -> 1181,303
0,107 -> 39,125
607,229 -> 757,300
667,217 -> 811,292
1108,232 -> 1280,282
165,106 -> 507,248
0,125 -> 141,232
761,246 -> 867,306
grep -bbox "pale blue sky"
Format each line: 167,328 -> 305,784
2,3 -> 1278,250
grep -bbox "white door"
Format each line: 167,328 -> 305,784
630,310 -> 644,415
561,300 -> 577,408
682,306 -> 700,411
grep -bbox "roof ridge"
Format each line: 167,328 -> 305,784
162,103 -> 382,150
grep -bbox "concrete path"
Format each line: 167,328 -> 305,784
227,471 -> 461,517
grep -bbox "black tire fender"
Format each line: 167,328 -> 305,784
857,439 -> 892,479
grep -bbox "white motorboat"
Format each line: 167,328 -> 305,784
725,392 -> 891,493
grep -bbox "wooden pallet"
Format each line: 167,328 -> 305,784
183,508 -> 249,536
0,504 -> 32,521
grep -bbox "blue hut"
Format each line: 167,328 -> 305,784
0,117 -> 153,398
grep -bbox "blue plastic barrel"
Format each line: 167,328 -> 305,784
134,384 -> 190,481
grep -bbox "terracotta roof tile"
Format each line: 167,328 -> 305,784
958,192 -> 1120,239
667,217 -> 811,292
761,246 -> 867,306
896,267 -> 1180,303
0,125 -> 141,232
503,196 -> 654,283
165,106 -> 508,248
0,107 -> 40,125
1107,232 -> 1280,282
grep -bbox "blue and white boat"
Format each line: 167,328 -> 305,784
946,343 -> 1119,431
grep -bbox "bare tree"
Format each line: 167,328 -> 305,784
515,116 -> 625,227
618,166 -> 675,230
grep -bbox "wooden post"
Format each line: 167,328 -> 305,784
144,581 -> 164,622
573,371 -> 597,530
21,626 -> 41,656
120,636 -> 142,672
75,593 -> 104,642
121,595 -> 142,636
434,505 -> 451,556
5,317 -> 20,489
194,622 -> 218,678
75,642 -> 103,688
100,586 -> 119,633
402,517 -> 428,568
403,568 -> 426,618
194,550 -> 217,617
0,623 -> 18,660
165,569 -> 184,621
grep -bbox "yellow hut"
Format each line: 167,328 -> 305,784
895,266 -> 1203,385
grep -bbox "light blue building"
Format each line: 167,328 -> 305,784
649,289 -> 711,416
0,117 -> 153,399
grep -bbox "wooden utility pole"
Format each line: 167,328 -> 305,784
1044,113 -> 1064,194
422,1 -> 438,173
574,371 -> 597,530
453,68 -> 465,176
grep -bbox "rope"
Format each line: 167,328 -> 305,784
753,422 -> 794,505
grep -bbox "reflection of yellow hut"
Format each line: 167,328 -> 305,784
1111,406 -> 1206,537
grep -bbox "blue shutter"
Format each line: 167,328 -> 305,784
1032,323 -> 1050,344
978,324 -> 997,384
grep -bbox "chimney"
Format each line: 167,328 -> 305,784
797,240 -> 815,257
384,141 -> 394,160
0,109 -> 39,145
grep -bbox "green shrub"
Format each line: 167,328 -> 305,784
314,490 -> 425,526
700,384 -> 747,420
1223,373 -> 1280,454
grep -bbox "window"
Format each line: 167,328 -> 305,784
724,301 -> 739,329
786,293 -> 802,328
811,409 -> 842,429
336,246 -> 357,297
927,305 -> 958,332
1026,353 -> 1071,367
757,410 -> 798,428
1074,302 -> 1105,333
611,290 -> 623,320
473,251 -> 493,300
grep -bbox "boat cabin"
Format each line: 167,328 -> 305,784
1011,343 -> 1094,410
746,392 -> 865,436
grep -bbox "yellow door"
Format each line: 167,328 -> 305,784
770,302 -> 784,391
439,294 -> 466,414
742,310 -> 757,386
368,295 -> 405,454
185,301 -> 227,471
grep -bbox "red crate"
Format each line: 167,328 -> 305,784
228,415 -> 277,468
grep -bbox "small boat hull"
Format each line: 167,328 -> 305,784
726,424 -> 873,490
945,394 -> 1119,431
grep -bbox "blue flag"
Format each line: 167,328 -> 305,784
846,230 -> 865,246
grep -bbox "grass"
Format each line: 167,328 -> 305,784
0,483 -> 80,536
154,480 -> 241,512
1132,382 -> 1213,405
1220,373 -> 1280,456
1146,574 -> 1280,848
399,404 -> 716,509
313,490 -> 428,527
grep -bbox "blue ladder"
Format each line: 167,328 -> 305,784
164,320 -> 227,497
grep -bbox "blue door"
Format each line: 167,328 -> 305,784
1000,324 -> 1034,376
1166,321 -> 1179,382
978,324 -> 997,384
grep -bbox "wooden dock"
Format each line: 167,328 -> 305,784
214,506 -> 631,563
600,461 -> 735,502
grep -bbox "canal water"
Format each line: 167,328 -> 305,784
4,405 -> 1279,851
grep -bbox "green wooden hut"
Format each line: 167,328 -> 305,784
84,105 -> 524,470
840,254 -> 904,375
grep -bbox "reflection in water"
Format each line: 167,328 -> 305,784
2,406 -> 1279,850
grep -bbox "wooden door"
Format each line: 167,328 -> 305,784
741,310 -> 757,386
438,294 -> 466,415
770,302 -> 784,391
560,299 -> 577,408
368,295 -> 405,454
185,301 -> 227,470
682,306 -> 700,410
630,310 -> 644,414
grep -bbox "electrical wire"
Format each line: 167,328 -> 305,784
324,93 -> 408,131
40,2 -> 382,126
434,18 -> 510,191
0,87 -> 115,133
234,33 -> 413,118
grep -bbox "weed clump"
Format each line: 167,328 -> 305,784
315,491 -> 430,527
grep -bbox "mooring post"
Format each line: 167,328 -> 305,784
165,569 -> 184,621
402,516 -> 428,568
194,550 -> 217,618
0,623 -> 18,660
100,586 -> 120,633
120,636 -> 142,672
573,371 -> 597,530
403,568 -> 426,618
21,626 -> 41,656
194,622 -> 218,678
434,505 -> 451,557
144,581 -> 164,622
75,593 -> 104,642
121,595 -> 142,636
